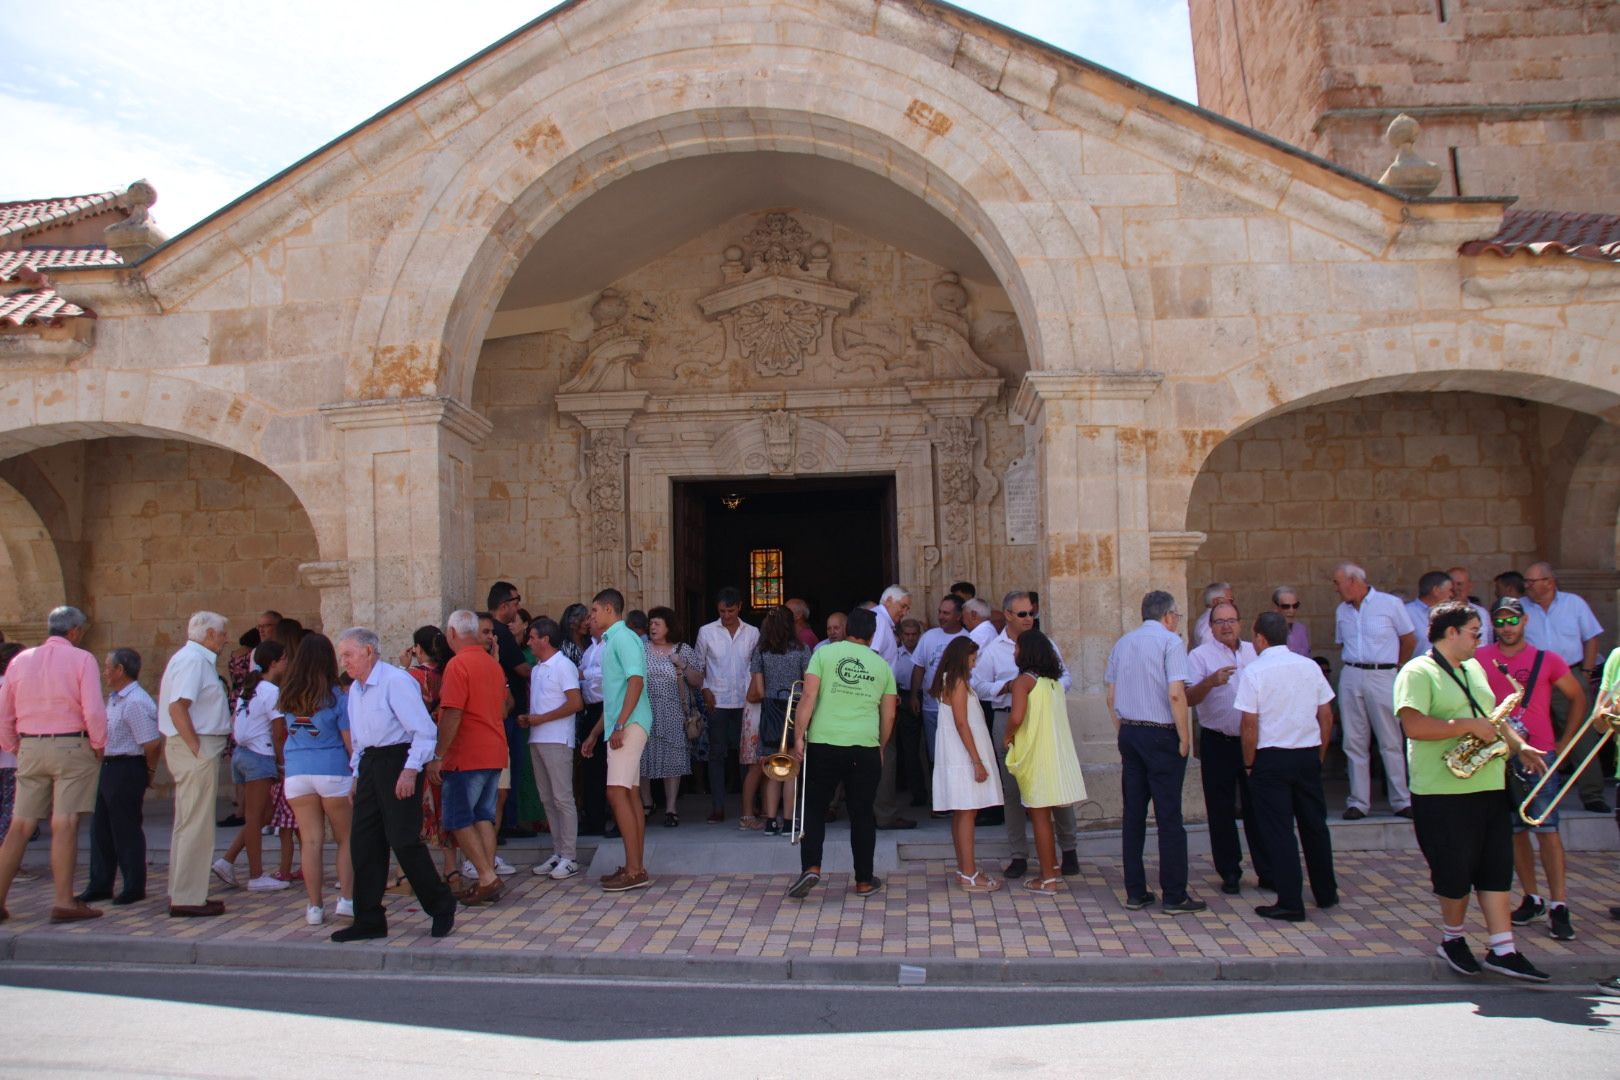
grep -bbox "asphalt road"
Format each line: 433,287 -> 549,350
0,964 -> 1614,1079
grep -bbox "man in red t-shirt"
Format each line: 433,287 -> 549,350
428,609 -> 513,905
1477,597 -> 1588,942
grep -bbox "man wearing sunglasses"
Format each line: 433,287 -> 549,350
1477,597 -> 1587,942
1271,587 -> 1312,658
1521,562 -> 1608,812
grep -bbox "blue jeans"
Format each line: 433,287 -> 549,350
1118,723 -> 1189,903
440,768 -> 501,831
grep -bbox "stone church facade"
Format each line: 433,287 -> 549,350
2,0 -> 1617,801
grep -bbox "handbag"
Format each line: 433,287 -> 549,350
684,697 -> 705,741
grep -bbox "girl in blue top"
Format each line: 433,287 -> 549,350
275,633 -> 354,927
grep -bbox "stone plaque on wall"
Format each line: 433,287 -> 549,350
1004,455 -> 1037,545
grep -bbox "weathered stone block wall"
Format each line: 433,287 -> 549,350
71,437 -> 320,689
1185,392 -> 1591,660
470,209 -> 1037,629
1189,0 -> 1620,210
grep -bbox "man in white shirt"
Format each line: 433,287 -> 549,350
1236,611 -> 1338,922
1523,561 -> 1608,810
1404,570 -> 1455,658
697,587 -> 760,825
1332,561 -> 1416,820
972,590 -> 1078,878
1447,566 -> 1493,647
814,612 -> 846,652
158,611 -> 233,917
870,585 -> 915,829
909,596 -> 969,763
522,616 -> 583,880
1192,582 -> 1233,648
334,626 -> 456,942
1186,601 -> 1268,895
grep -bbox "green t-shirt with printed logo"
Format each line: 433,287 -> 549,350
1394,653 -> 1504,795
804,641 -> 896,747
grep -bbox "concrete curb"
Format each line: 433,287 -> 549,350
4,931 -> 1616,986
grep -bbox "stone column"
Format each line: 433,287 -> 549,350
1149,531 -> 1209,626
555,391 -> 647,599
320,396 -> 492,650
297,560 -> 355,642
1015,371 -> 1186,820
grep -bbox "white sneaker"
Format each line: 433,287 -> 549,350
550,858 -> 580,880
533,854 -> 562,877
246,874 -> 290,892
461,858 -> 478,879
305,905 -> 323,926
493,855 -> 516,877
335,897 -> 354,918
211,858 -> 239,888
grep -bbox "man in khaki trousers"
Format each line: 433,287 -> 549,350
158,612 -> 232,917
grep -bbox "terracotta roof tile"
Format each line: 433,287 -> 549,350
0,192 -> 122,239
0,288 -> 87,328
1459,209 -> 1620,263
0,246 -> 123,283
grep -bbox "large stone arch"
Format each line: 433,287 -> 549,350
0,476 -> 67,640
341,12 -> 1142,401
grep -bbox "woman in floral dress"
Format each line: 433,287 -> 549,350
640,607 -> 704,827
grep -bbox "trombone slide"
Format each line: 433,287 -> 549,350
1517,703 -> 1618,827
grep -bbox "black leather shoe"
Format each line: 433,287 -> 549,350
1255,904 -> 1307,922
1584,799 -> 1612,814
1059,849 -> 1080,876
1342,807 -> 1366,821
331,924 -> 388,943
74,890 -> 113,904
1123,891 -> 1157,911
1220,878 -> 1242,895
1394,807 -> 1414,819
1004,858 -> 1028,880
431,909 -> 455,939
111,892 -> 145,906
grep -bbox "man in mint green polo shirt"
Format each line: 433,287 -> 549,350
583,588 -> 653,893
1395,600 -> 1549,983
786,606 -> 896,901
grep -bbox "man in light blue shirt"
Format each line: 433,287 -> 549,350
1105,590 -> 1203,915
1404,570 -> 1459,659
583,588 -> 654,892
1523,562 -> 1607,810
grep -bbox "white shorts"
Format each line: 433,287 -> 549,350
282,773 -> 353,800
606,724 -> 648,788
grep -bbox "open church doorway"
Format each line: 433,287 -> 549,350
671,475 -> 898,642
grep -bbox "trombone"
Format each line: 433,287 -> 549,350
760,680 -> 808,844
1518,697 -> 1620,827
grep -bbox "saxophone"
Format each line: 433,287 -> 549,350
1443,664 -> 1525,779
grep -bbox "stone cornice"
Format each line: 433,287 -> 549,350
319,396 -> 494,443
553,389 -> 649,430
904,378 -> 1003,416
1149,531 -> 1208,562
696,272 -> 859,318
297,560 -> 349,590
49,268 -> 162,317
1013,370 -> 1164,423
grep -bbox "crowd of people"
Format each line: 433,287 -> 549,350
0,560 -> 1612,994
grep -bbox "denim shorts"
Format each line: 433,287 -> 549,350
440,767 -> 501,831
230,746 -> 279,784
1511,769 -> 1562,834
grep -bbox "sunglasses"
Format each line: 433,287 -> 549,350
1277,602 -> 1300,610
1493,616 -> 1522,627
1007,610 -> 1034,618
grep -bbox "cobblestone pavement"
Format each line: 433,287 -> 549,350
4,849 -> 1619,964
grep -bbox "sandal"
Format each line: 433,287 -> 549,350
1024,876 -> 1063,894
664,812 -> 679,828
384,874 -> 414,896
443,870 -> 465,891
955,870 -> 1003,893
739,815 -> 765,831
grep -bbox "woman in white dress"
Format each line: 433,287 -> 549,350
931,637 -> 1004,892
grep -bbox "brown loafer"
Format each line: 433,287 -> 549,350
459,879 -> 503,906
49,902 -> 104,924
169,900 -> 226,918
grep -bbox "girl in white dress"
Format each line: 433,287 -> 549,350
930,637 -> 1004,892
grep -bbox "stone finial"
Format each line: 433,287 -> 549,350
1378,114 -> 1442,198
104,178 -> 168,260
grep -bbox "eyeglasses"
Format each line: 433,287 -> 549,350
1007,610 -> 1033,618
1493,616 -> 1521,627
1524,577 -> 1550,585
1212,618 -> 1240,627
1276,602 -> 1300,610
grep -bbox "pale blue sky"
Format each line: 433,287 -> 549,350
0,1 -> 1196,233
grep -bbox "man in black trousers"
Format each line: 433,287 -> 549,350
1235,612 -> 1339,922
78,649 -> 161,904
333,627 -> 455,942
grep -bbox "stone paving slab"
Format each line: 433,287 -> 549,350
3,849 -> 1618,984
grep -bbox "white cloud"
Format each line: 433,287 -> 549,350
0,0 -> 1198,233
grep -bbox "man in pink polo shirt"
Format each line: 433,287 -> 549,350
0,606 -> 108,923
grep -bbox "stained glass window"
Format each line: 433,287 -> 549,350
749,548 -> 784,609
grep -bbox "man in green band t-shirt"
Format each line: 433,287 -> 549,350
785,606 -> 896,902
1597,649 -> 1620,996
1394,600 -> 1548,982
